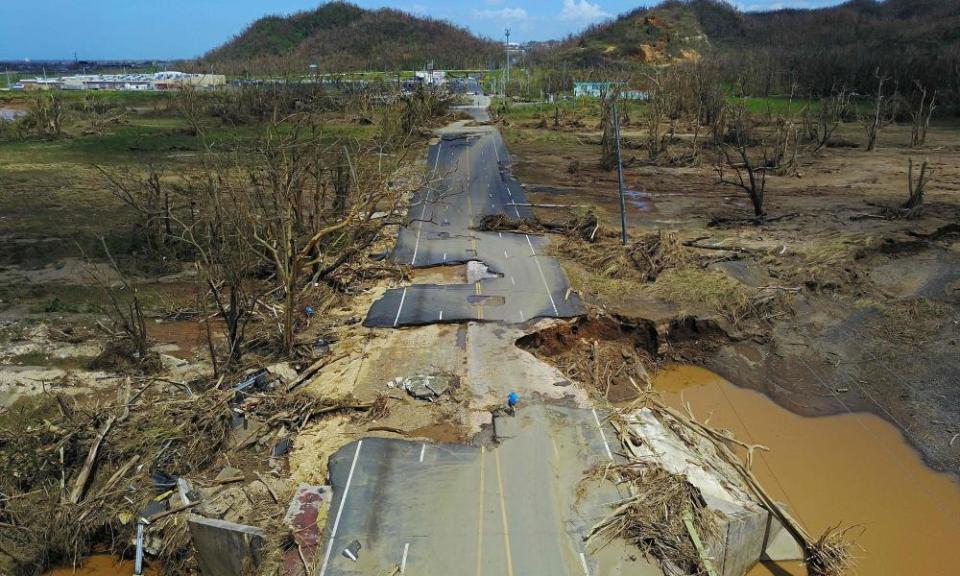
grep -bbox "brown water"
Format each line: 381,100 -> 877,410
653,365 -> 960,576
44,554 -> 155,575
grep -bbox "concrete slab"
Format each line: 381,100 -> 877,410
761,513 -> 805,562
627,409 -> 774,576
188,516 -> 266,576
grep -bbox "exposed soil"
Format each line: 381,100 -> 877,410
504,117 -> 960,474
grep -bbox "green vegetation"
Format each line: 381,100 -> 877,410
529,0 -> 960,107
202,1 -> 499,75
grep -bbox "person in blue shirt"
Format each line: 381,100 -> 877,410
507,391 -> 519,415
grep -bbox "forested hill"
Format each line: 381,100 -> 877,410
550,0 -> 960,99
202,1 -> 499,74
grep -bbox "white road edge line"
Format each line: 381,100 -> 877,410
579,552 -> 591,576
510,276 -> 515,286
410,141 -> 443,266
318,440 -> 363,576
419,444 -> 426,462
592,408 -> 614,461
525,235 -> 559,315
393,287 -> 408,328
401,542 -> 410,574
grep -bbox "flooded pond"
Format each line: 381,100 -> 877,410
653,365 -> 960,576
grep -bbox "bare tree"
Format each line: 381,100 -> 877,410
803,87 -> 850,152
716,108 -> 768,220
96,165 -> 184,255
599,90 -> 619,171
904,158 -> 930,219
862,69 -> 897,152
908,81 -> 937,148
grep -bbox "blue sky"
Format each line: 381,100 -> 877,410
0,1 -> 846,60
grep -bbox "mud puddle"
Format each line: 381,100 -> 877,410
653,365 -> 960,576
146,318 -> 210,360
44,554 -> 155,575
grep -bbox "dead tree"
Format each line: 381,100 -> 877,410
904,158 -> 929,219
716,109 -> 767,220
863,69 -> 896,152
96,165 -> 182,255
599,91 -> 619,171
803,87 -> 850,152
908,82 -> 937,148
717,143 -> 767,220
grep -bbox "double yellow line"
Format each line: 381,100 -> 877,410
475,446 -> 515,576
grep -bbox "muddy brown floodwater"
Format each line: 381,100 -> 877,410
653,365 -> 960,576
44,554 -> 155,575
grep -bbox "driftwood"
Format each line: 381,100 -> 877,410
68,415 -> 116,504
145,500 -> 200,522
286,353 -> 350,392
682,237 -> 755,254
366,426 -> 410,436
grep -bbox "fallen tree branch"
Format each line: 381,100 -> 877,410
69,415 -> 116,504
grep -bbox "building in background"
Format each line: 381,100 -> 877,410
16,71 -> 225,92
574,81 -> 648,100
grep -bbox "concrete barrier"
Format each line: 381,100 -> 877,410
188,516 -> 266,576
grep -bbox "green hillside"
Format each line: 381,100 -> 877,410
203,1 -> 499,74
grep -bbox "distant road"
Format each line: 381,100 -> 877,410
365,93 -> 581,327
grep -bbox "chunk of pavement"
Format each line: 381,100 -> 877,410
402,373 -> 451,401
342,539 -> 362,562
282,484 -> 331,574
761,508 -> 805,562
188,517 -> 266,576
266,362 -> 299,382
466,260 -> 500,284
492,410 -> 523,442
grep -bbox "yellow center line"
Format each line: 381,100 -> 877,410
476,446 -> 486,576
494,448 -> 516,576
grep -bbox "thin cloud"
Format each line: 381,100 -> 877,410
558,0 -> 611,23
472,7 -> 529,21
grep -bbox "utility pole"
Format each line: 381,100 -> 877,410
504,27 -> 511,98
612,101 -> 628,245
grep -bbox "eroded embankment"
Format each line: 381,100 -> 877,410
519,314 -> 960,576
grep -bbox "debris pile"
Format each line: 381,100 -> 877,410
0,364 -> 374,574
387,373 -> 454,402
584,392 -> 855,576
587,462 -> 718,575
560,229 -> 693,282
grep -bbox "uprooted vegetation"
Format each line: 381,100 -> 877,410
0,82 -> 460,574
0,373 -> 375,574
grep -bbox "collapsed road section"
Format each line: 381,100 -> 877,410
319,96 -> 829,576
364,119 -> 581,327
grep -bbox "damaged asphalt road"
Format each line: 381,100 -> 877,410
317,405 -> 633,576
364,108 -> 581,327
323,97 -> 661,576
